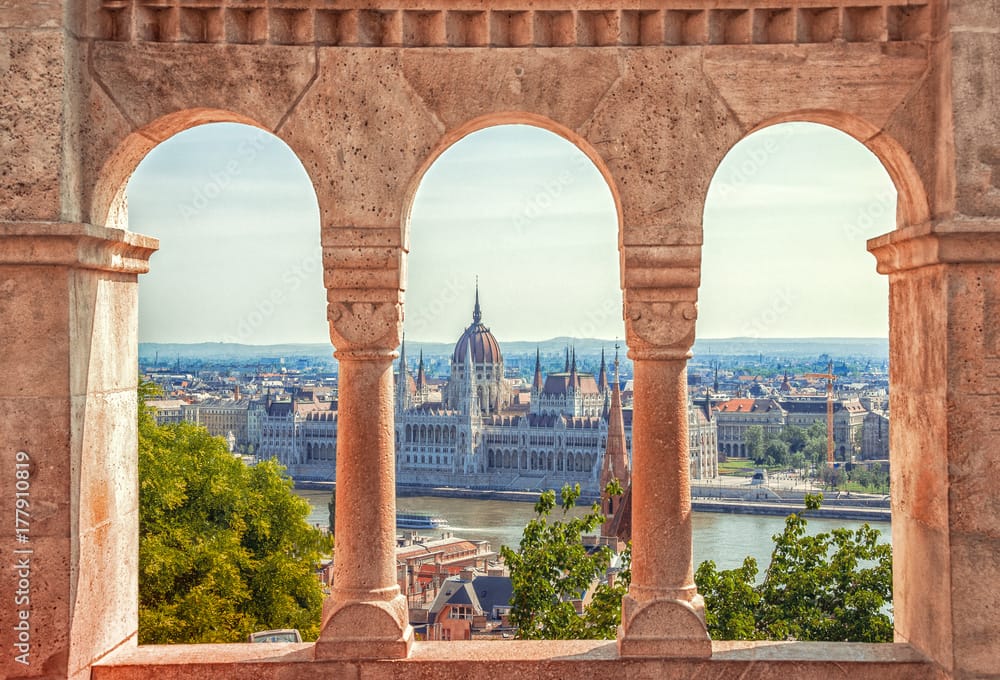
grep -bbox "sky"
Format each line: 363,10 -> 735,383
128,121 -> 895,345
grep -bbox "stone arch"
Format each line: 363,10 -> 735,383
90,108 -> 321,231
402,113 -> 624,248
742,110 -> 931,230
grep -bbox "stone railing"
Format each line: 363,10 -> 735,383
96,1 -> 931,46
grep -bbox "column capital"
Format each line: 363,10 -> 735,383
326,293 -> 402,357
868,218 -> 1000,274
0,221 -> 158,273
623,288 -> 698,360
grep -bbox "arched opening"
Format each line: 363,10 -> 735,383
122,119 -> 328,644
698,119 -> 902,639
393,121 -> 623,518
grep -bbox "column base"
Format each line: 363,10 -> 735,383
617,594 -> 712,658
314,595 -> 413,660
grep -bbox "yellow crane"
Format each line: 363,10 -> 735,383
804,361 -> 837,466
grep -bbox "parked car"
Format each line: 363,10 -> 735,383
248,629 -> 302,643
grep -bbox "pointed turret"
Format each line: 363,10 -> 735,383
416,349 -> 426,390
532,348 -> 544,391
395,335 -> 412,413
597,347 -> 609,393
564,346 -> 570,373
600,347 -> 630,538
464,339 -> 479,416
567,346 -> 578,397
472,279 -> 482,324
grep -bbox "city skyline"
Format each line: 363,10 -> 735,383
128,122 -> 895,345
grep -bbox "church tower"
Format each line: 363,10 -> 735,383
395,336 -> 413,414
530,347 -> 544,405
600,348 -> 630,538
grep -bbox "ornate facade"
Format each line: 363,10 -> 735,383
396,291 -> 616,495
395,292 -> 718,493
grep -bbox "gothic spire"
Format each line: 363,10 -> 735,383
465,338 -> 479,415
597,347 -> 609,393
416,349 -> 425,390
564,346 -> 570,373
532,347 -> 544,391
472,278 -> 482,324
600,344 -> 630,536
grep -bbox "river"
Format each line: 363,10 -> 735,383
295,489 -> 892,572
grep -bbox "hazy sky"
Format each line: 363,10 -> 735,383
128,121 -> 894,345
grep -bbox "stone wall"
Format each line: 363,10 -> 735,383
2,1 -> 999,679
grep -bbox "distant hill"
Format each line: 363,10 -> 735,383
139,337 -> 888,364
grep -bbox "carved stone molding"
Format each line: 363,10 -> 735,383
618,595 -> 712,659
327,298 -> 401,356
868,218 -> 1000,274
0,222 -> 159,274
315,596 -> 413,660
95,3 -> 932,48
624,298 -> 698,360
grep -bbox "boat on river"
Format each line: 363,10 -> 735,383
396,511 -> 449,529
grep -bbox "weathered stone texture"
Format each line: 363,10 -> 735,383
4,1 -> 1000,678
0,266 -> 71,396
582,48 -> 741,230
0,31 -> 65,221
950,30 -> 1000,218
280,49 -> 441,231
0,1 -> 64,30
399,48 -> 620,134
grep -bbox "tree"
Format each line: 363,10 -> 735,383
763,439 -> 790,466
501,483 -> 629,640
744,425 -> 765,463
138,382 -> 332,643
695,494 -> 892,642
803,422 -> 828,468
780,425 -> 807,454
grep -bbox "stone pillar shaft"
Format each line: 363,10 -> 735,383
0,223 -> 156,680
628,357 -> 695,601
617,291 -> 710,657
329,352 -> 398,598
316,291 -> 412,659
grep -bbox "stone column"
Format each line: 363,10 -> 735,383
0,222 -> 156,680
314,233 -> 412,660
869,221 -> 1000,679
618,280 -> 711,657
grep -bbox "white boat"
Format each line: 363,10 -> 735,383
396,511 -> 449,529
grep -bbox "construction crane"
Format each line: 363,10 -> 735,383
804,361 -> 837,466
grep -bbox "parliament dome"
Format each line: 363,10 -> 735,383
452,287 -> 503,365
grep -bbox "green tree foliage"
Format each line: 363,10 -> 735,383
695,494 -> 892,642
138,382 -> 332,643
501,483 -> 629,640
804,422 -> 829,467
763,439 -> 790,467
744,425 -> 765,463
780,425 -> 807,454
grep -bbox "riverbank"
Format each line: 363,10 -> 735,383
294,481 -> 891,522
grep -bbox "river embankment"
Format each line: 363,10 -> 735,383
294,480 -> 890,521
